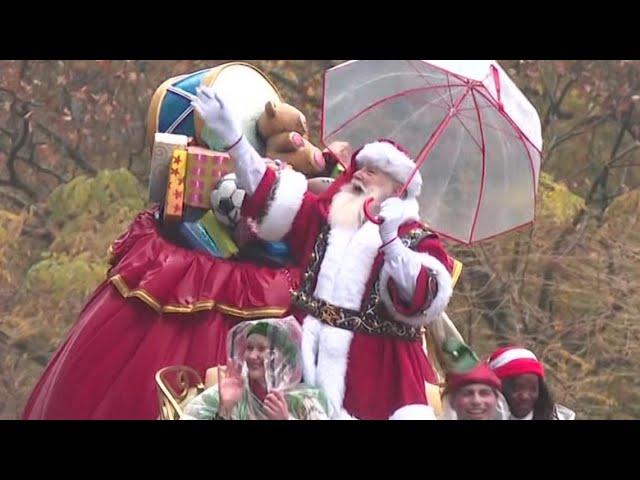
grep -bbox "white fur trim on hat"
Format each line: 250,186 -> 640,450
355,141 -> 422,198
489,348 -> 538,370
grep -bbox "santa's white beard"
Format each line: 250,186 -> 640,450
328,182 -> 372,230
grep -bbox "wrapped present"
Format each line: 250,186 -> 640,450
199,210 -> 238,259
184,146 -> 234,209
149,133 -> 189,204
178,208 -> 223,258
179,221 -> 223,258
163,148 -> 188,223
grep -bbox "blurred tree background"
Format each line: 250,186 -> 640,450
0,60 -> 638,419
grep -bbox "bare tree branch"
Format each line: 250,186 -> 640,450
0,187 -> 31,209
34,122 -> 96,175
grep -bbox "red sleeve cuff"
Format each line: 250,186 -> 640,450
241,167 -> 277,219
386,266 -> 438,316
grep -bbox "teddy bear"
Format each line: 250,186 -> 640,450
256,100 -> 328,177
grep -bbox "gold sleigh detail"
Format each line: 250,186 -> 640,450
155,366 -> 206,420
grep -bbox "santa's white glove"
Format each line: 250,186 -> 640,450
378,197 -> 406,259
191,86 -> 242,151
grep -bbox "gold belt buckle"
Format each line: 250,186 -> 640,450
320,304 -> 340,326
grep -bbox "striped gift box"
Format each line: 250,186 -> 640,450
184,146 -> 234,209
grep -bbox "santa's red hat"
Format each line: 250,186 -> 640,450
444,362 -> 502,395
488,346 -> 545,380
353,140 -> 423,198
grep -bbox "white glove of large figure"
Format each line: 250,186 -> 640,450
191,86 -> 265,196
192,86 -> 242,151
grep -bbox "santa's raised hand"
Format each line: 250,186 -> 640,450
192,86 -> 242,151
378,197 -> 406,255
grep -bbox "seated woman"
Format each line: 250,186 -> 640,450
181,317 -> 329,420
440,361 -> 509,420
488,346 -> 576,420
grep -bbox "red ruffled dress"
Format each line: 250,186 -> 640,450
22,208 -> 301,419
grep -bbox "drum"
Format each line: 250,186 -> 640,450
146,62 -> 282,155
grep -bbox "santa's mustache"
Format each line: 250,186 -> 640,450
349,179 -> 369,195
329,183 -> 371,230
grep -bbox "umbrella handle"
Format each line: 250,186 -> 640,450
363,197 -> 384,225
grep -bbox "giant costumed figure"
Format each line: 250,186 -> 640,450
22,63 -> 331,419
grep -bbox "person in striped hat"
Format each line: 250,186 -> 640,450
488,346 -> 575,420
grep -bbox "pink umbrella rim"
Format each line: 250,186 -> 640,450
320,60 -> 541,245
321,60 -> 543,158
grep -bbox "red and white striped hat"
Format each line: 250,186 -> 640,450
488,346 -> 545,380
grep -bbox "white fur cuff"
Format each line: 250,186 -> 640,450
256,168 -> 307,241
380,250 -> 453,327
389,404 -> 436,420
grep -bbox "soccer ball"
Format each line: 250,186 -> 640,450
210,173 -> 246,227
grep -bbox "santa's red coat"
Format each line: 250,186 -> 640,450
243,167 -> 456,419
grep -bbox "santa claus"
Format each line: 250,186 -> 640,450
193,86 -> 457,420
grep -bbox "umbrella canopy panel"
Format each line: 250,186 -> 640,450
322,60 -> 543,244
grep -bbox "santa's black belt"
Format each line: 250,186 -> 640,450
291,289 -> 422,341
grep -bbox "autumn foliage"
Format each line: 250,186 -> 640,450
1,60 -> 638,419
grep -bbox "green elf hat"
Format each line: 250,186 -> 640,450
442,338 -> 480,374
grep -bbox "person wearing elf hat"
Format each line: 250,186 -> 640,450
181,317 -> 330,420
441,362 -> 509,420
488,346 -> 575,420
192,86 -> 458,420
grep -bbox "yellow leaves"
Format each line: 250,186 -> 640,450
0,210 -> 27,286
0,168 -> 147,400
24,252 -> 106,300
578,392 -> 617,408
551,349 -> 594,373
538,172 -> 585,224
0,210 -> 24,239
44,169 -> 145,262
47,168 -> 145,224
604,189 -> 640,222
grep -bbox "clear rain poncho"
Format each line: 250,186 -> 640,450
182,317 -> 329,420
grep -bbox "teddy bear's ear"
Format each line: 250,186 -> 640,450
265,101 -> 277,118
